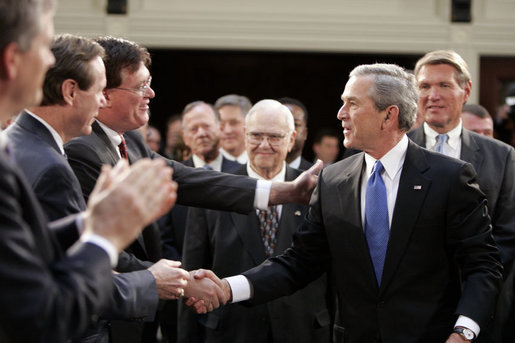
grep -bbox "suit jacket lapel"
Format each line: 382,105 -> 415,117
337,155 -> 379,288
380,142 -> 432,293
275,167 -> 303,253
91,121 -> 119,165
460,129 -> 482,171
17,111 -> 62,155
407,125 -> 426,148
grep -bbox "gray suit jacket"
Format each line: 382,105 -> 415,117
243,141 -> 502,343
179,165 -> 331,343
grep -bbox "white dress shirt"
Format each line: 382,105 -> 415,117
423,121 -> 462,159
220,148 -> 248,164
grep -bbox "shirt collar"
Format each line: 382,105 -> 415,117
423,121 -> 462,151
96,120 -> 122,147
364,135 -> 408,181
247,161 -> 287,182
288,155 -> 302,169
26,110 -> 65,155
192,152 -> 223,171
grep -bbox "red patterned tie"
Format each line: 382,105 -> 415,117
257,206 -> 279,257
118,135 -> 128,160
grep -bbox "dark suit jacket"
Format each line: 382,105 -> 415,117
5,112 -> 159,342
179,165 -> 330,343
408,126 -> 515,342
243,141 -> 502,343
298,156 -> 314,171
0,145 -> 113,343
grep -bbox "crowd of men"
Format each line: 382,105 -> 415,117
1,1 -> 514,343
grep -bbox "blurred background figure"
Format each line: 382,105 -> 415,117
461,104 -> 494,138
278,97 -> 313,171
215,94 -> 252,164
312,128 -> 340,166
146,125 -> 162,152
162,114 -> 188,160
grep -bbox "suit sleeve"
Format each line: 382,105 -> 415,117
243,171 -> 331,305
0,160 -> 113,343
447,163 -> 503,328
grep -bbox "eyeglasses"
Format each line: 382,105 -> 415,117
114,76 -> 152,96
246,132 -> 287,146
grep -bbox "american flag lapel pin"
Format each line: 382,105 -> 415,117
413,185 -> 422,190
294,210 -> 302,216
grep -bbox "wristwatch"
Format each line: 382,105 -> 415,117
453,326 -> 476,341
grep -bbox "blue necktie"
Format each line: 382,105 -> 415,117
435,134 -> 449,154
365,161 -> 389,285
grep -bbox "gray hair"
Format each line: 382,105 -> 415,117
214,94 -> 252,116
350,63 -> 419,132
0,0 -> 55,53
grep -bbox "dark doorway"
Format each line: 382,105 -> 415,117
147,49 -> 421,160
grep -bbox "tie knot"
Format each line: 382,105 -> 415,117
436,134 -> 449,145
372,160 -> 384,176
203,164 -> 213,171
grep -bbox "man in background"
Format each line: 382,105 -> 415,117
312,128 -> 340,166
409,49 -> 515,342
278,97 -> 313,170
179,100 -> 330,343
214,94 -> 252,164
461,103 -> 494,138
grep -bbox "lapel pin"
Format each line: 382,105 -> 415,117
294,210 -> 302,216
413,185 -> 422,190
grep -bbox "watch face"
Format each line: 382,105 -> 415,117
462,329 -> 474,340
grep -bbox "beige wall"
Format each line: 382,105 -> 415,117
55,0 -> 515,103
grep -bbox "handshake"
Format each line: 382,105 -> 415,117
148,261 -> 230,313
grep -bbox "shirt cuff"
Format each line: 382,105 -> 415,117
254,180 -> 272,210
455,315 -> 480,338
225,275 -> 252,303
79,233 -> 118,267
75,212 -> 86,234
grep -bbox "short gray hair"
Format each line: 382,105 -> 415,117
350,63 -> 419,132
0,0 -> 55,53
214,94 -> 252,116
245,99 -> 295,132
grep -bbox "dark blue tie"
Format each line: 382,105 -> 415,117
365,161 -> 389,285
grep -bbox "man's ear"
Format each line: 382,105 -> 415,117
382,105 -> 400,130
61,79 -> 75,106
0,43 -> 22,80
103,89 -> 113,108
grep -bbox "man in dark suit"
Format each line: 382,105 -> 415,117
192,63 -> 503,343
215,94 -> 252,164
408,50 -> 515,343
5,34 -> 193,343
64,36 -> 320,342
278,97 -> 313,171
179,99 -> 330,343
0,2 -> 180,341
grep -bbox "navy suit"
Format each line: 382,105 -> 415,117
242,141 -> 502,343
0,139 -> 113,342
5,112 -> 158,343
179,165 -> 330,343
408,126 -> 515,342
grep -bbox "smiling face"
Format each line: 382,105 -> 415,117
416,63 -> 471,134
245,102 -> 295,179
69,56 -> 107,138
99,62 -> 155,133
182,103 -> 221,162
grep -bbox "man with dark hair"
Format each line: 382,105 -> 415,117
409,49 -> 515,343
278,97 -> 313,170
0,2 -> 179,342
312,128 -> 340,166
215,94 -> 252,164
195,63 -> 503,343
461,103 -> 494,138
5,33 -> 192,343
63,36 -> 320,342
